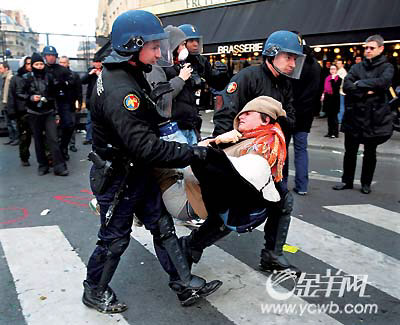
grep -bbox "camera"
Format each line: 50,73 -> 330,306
190,70 -> 203,89
37,96 -> 48,108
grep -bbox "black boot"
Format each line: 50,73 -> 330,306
158,215 -> 223,306
260,192 -> 301,276
259,249 -> 301,277
169,276 -> 222,306
82,280 -> 128,313
180,215 -> 231,270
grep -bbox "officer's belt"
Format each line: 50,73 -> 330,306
159,121 -> 179,137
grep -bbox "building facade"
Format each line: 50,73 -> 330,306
0,10 -> 39,58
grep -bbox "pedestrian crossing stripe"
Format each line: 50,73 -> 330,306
131,224 -> 340,324
256,214 -> 400,301
324,204 -> 400,234
0,204 -> 399,324
0,226 -> 128,325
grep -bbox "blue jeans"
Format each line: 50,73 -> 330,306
159,122 -> 188,144
337,95 -> 345,123
85,110 -> 92,141
293,132 -> 309,192
181,129 -> 198,145
3,109 -> 19,141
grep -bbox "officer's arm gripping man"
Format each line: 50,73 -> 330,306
105,87 -> 203,169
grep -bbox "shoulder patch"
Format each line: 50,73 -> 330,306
123,94 -> 140,111
226,82 -> 238,94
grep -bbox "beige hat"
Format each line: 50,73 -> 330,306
233,96 -> 286,130
227,154 -> 280,202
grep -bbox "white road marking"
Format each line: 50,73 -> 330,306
130,225 -> 340,324
324,204 -> 400,234
0,226 -> 128,325
256,216 -> 400,300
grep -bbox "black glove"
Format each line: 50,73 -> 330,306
192,146 -> 209,162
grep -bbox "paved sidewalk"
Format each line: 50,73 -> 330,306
200,110 -> 400,158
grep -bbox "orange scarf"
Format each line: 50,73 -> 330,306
239,123 -> 287,182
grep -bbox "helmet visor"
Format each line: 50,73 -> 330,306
272,51 -> 305,79
157,38 -> 173,67
186,37 -> 203,55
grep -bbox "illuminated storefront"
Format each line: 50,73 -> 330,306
160,0 -> 400,73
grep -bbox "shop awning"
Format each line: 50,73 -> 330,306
160,0 -> 400,47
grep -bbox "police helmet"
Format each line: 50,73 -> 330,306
42,46 -> 58,57
262,30 -> 305,79
178,24 -> 202,40
110,10 -> 171,65
178,24 -> 203,54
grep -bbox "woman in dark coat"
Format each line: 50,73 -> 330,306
321,64 -> 342,138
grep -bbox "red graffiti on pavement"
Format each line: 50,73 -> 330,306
80,189 -> 93,195
53,195 -> 92,207
0,207 -> 29,225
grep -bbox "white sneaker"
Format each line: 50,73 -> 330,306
174,217 -> 205,227
89,198 -> 100,216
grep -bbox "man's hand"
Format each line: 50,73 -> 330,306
197,138 -> 214,147
178,63 -> 192,81
31,95 -> 41,102
367,90 -> 375,95
214,129 -> 242,144
89,68 -> 101,76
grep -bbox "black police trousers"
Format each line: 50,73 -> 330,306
16,113 -> 32,162
28,112 -> 65,172
86,168 -> 181,287
57,101 -> 75,152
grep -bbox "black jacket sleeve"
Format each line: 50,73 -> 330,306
356,63 -> 394,90
6,77 -> 17,117
104,87 -> 201,169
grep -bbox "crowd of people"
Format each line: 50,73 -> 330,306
1,48 -> 103,176
0,9 -> 397,314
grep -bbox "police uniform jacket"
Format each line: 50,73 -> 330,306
213,63 -> 296,137
70,69 -> 83,107
186,54 -> 229,91
91,61 -> 202,170
291,52 -> 321,133
342,54 -> 394,139
82,67 -> 101,110
46,63 -> 74,104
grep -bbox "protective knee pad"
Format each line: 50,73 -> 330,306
107,236 -> 130,259
157,214 -> 176,241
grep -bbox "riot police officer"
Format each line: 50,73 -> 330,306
185,31 -> 305,276
178,24 -> 229,91
83,10 -> 221,314
42,45 -> 75,160
178,24 -> 230,134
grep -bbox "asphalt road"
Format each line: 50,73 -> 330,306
0,130 -> 399,325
